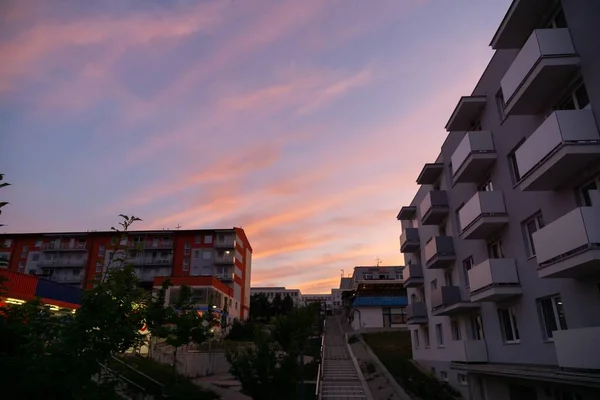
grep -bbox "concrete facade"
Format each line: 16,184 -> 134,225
250,286 -> 303,305
398,1 -> 600,399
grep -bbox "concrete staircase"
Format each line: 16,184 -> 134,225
320,316 -> 368,399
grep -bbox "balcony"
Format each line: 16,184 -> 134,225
424,236 -> 455,269
140,242 -> 172,250
38,259 -> 88,268
400,228 -> 420,253
468,259 -> 522,302
130,257 -> 173,267
445,96 -> 487,132
534,207 -> 600,279
451,131 -> 497,184
431,286 -> 479,316
458,191 -> 509,240
554,327 -> 600,370
416,163 -> 444,185
42,243 -> 88,251
216,272 -> 235,282
406,302 -> 428,325
215,255 -> 235,265
419,190 -> 449,225
501,28 -> 580,115
403,264 -> 424,288
515,110 -> 600,191
449,340 -> 488,363
396,206 -> 417,221
490,0 -> 557,49
215,237 -> 236,248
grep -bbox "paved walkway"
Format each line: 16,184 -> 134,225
320,316 -> 369,399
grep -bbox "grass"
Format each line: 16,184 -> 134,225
362,332 -> 461,400
110,355 -> 219,400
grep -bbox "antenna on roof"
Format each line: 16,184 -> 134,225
176,224 -> 182,230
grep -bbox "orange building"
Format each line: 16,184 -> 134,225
0,228 -> 252,320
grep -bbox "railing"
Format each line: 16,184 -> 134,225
42,243 -> 88,250
316,320 -> 326,400
38,258 -> 88,267
451,131 -> 495,176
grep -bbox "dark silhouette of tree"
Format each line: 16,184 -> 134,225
282,294 -> 294,315
272,293 -> 284,316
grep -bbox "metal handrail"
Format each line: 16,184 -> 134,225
315,320 -> 326,399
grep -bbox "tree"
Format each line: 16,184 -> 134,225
0,215 -> 150,399
227,305 -> 319,400
282,294 -> 294,315
249,293 -> 273,321
272,293 -> 283,316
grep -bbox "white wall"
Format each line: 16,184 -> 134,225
351,307 -> 383,329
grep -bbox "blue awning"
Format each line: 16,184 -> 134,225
352,296 -> 408,307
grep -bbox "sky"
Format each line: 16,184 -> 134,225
0,0 -> 511,293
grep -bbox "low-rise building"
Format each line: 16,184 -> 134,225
250,286 -> 303,305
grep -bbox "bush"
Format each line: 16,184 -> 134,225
227,319 -> 256,341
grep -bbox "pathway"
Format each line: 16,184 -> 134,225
320,316 -> 370,399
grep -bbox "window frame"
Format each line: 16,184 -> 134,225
470,313 -> 485,340
487,238 -> 504,259
451,319 -> 462,341
463,256 -> 474,288
435,323 -> 444,348
537,295 -> 568,340
522,212 -> 545,258
498,306 -> 520,344
423,325 -> 430,348
413,330 -> 420,349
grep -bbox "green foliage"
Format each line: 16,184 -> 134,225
227,318 -> 256,341
249,292 -> 296,321
227,331 -> 300,400
227,305 -> 322,400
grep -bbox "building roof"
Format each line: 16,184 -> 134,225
352,296 -> 408,307
340,277 -> 353,290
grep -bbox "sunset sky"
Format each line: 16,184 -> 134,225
0,0 -> 511,293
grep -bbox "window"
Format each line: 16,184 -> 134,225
21,246 -> 28,257
363,273 -> 373,280
35,240 -> 42,248
498,306 -> 520,343
555,78 -> 590,111
183,259 -> 190,271
578,177 -> 600,207
458,373 -> 468,386
195,235 -> 202,244
235,301 -> 238,310
455,205 -> 463,233
487,239 -> 504,259
440,371 -> 448,381
463,257 -> 474,288
4,239 -> 12,247
204,235 -> 213,244
120,236 -> 128,246
184,243 -> 191,255
478,179 -> 494,192
451,320 -> 462,341
18,261 -> 25,272
470,119 -> 482,131
111,237 -> 118,245
430,279 -> 437,292
202,250 -> 212,260
470,313 -> 485,340
193,250 -> 200,259
96,262 -> 102,273
508,151 -> 521,183
523,213 -> 545,257
98,245 -> 106,257
444,270 -> 454,287
32,253 -> 39,262
537,295 -> 567,340
192,266 -> 200,276
496,89 -> 506,121
423,326 -> 430,348
435,323 -> 444,347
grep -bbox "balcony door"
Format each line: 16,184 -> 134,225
579,177 -> 600,207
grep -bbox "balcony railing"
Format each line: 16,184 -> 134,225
38,258 -> 88,268
458,191 -> 509,240
42,243 -> 88,251
214,238 -> 236,248
449,340 -> 488,363
533,207 -> 600,279
424,236 -> 455,269
129,257 -> 173,266
406,302 -> 428,324
468,258 -> 522,302
400,228 -> 420,253
431,286 -> 478,316
215,255 -> 235,265
451,131 -> 497,184
403,264 -> 424,288
501,28 -> 579,115
515,110 -> 600,191
419,190 -> 449,225
554,327 -> 600,370
216,273 -> 235,282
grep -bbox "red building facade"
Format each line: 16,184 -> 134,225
0,228 -> 252,319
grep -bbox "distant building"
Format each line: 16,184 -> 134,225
303,294 -> 333,313
0,228 -> 252,320
347,266 -> 407,330
250,286 -> 303,305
